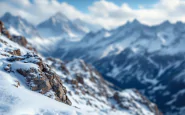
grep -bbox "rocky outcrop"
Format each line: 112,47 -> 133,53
7,49 -> 21,56
0,20 -> 35,51
12,35 -> 28,47
6,53 -> 72,105
0,20 -> 4,34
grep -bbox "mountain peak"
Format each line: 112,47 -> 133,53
2,12 -> 13,19
132,19 -> 141,25
160,20 -> 171,26
51,12 -> 69,22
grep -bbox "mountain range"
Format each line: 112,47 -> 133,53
0,14 -> 162,115
1,11 -> 185,115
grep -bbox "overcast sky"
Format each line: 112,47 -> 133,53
0,0 -> 185,29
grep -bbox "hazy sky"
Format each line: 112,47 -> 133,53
0,0 -> 185,29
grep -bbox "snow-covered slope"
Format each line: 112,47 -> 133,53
0,20 -> 162,114
0,12 -> 40,38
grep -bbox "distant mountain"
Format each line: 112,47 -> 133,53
38,19 -> 185,115
37,12 -> 87,40
0,12 -> 40,38
57,19 -> 185,60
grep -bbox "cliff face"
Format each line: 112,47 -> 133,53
0,20 -> 162,115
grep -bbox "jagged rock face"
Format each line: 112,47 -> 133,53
5,53 -> 72,106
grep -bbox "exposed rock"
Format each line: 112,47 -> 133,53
12,35 -> 28,47
13,49 -> 21,56
2,29 -> 12,39
7,49 -> 21,56
4,64 -> 11,72
0,21 -> 11,39
60,64 -> 69,75
0,20 -> 3,33
14,80 -> 20,88
8,53 -> 72,106
0,38 -> 7,45
76,74 -> 84,85
7,56 -> 24,62
0,21 -> 35,51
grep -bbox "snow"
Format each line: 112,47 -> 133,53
104,32 -> 111,38
106,62 -> 121,78
158,33 -> 166,45
0,71 -> 81,115
11,61 -> 38,70
152,84 -> 166,92
142,74 -> 158,85
0,35 -> 30,55
166,89 -> 185,105
131,47 -> 139,53
8,27 -> 21,36
101,45 -> 114,58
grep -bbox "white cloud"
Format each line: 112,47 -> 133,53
1,0 -> 185,29
0,0 -> 85,25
